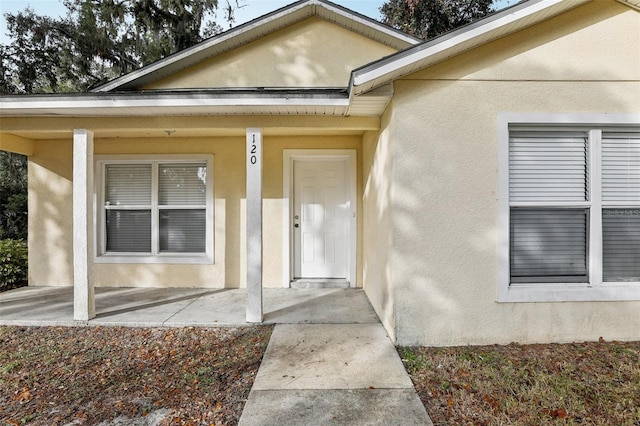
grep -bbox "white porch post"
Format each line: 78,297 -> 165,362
73,129 -> 95,321
246,128 -> 263,322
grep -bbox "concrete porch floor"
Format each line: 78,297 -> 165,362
0,286 -> 380,327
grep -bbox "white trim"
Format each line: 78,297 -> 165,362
73,129 -> 95,321
588,129 -> 603,287
497,113 -> 640,303
501,283 -> 640,302
282,149 -> 357,288
246,128 -> 263,323
94,154 -> 214,265
0,96 -> 349,111
497,116 -> 511,303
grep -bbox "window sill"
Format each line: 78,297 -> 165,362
497,283 -> 640,303
95,254 -> 213,265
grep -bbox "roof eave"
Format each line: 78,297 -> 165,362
617,0 -> 640,11
350,0 -> 593,95
0,90 -> 352,117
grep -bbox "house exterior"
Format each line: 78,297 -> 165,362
1,0 -> 639,346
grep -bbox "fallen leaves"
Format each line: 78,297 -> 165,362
399,341 -> 640,425
546,408 -> 567,419
0,325 -> 273,425
12,387 -> 33,403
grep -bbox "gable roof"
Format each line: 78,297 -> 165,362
350,0 -> 640,95
93,0 -> 422,93
350,0 -> 587,94
1,0 -> 637,120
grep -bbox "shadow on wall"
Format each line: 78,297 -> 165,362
389,55 -> 637,345
29,139 -> 74,287
382,0 -> 639,345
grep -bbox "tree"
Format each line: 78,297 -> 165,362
380,0 -> 495,40
0,152 -> 28,241
0,0 -> 240,94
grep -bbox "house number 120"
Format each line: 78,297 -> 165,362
250,135 -> 257,165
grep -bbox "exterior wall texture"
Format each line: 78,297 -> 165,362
144,18 -> 397,90
28,139 -> 74,286
28,133 -> 363,289
362,106 -> 397,341
384,0 -> 640,345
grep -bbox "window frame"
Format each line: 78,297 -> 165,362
498,113 -> 640,302
94,154 -> 214,264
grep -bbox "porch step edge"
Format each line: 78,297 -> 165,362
290,279 -> 350,289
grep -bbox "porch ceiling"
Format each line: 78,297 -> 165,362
0,115 -> 380,141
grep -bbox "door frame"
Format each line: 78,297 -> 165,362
282,149 -> 357,288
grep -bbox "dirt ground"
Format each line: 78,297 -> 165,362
0,326 -> 273,426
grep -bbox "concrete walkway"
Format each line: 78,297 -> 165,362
0,287 -> 432,425
239,323 -> 432,425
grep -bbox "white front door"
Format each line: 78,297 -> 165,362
293,159 -> 348,279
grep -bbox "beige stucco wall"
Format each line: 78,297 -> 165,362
144,18 -> 397,89
362,107 -> 397,341
374,0 -> 640,345
28,133 -> 363,289
29,139 -> 74,286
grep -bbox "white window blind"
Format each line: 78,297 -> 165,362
158,163 -> 206,253
159,164 -> 207,206
103,161 -> 208,256
509,130 -> 589,283
603,209 -> 640,281
105,164 -> 152,205
159,210 -> 206,253
510,209 -> 588,281
509,131 -> 589,202
602,133 -> 640,202
105,164 -> 152,252
501,118 -> 640,301
106,210 -> 152,252
602,133 -> 640,281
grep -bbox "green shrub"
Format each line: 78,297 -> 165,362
0,239 -> 27,291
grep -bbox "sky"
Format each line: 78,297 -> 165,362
1,0 -> 519,43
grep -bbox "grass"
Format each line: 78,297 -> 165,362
3,324 -> 640,425
0,325 -> 273,426
399,341 -> 640,425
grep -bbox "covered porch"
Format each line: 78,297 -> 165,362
0,112 -> 377,324
0,287 -> 379,327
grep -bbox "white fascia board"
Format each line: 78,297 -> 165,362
351,0 -> 588,91
618,0 -> 640,11
0,95 -> 349,113
315,0 -> 422,46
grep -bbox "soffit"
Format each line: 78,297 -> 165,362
1,114 -> 379,140
619,0 -> 640,10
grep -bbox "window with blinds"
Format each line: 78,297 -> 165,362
158,164 -> 207,253
602,133 -> 640,281
102,160 -> 208,257
509,131 -> 589,283
501,119 -> 640,301
105,164 -> 152,252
